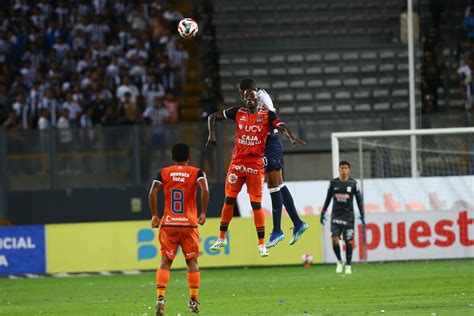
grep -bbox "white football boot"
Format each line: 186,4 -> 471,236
336,261 -> 344,273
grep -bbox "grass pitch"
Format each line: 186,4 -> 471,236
0,260 -> 473,315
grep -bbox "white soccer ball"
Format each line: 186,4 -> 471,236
301,253 -> 313,267
178,18 -> 199,38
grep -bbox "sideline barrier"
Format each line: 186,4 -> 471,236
322,210 -> 474,262
238,176 -> 474,217
45,216 -> 322,274
0,225 -> 46,276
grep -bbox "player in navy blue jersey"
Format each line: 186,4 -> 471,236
239,79 -> 309,248
320,161 -> 365,274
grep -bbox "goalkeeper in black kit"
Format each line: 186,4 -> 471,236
320,161 -> 365,274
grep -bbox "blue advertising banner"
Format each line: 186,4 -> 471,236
0,226 -> 46,276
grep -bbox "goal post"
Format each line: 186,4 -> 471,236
331,127 -> 474,179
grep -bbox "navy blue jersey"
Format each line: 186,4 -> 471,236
322,177 -> 364,223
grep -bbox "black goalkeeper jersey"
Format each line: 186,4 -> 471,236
322,177 -> 364,224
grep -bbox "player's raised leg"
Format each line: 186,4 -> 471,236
210,196 -> 234,251
251,199 -> 269,257
281,184 -> 309,245
265,170 -> 285,248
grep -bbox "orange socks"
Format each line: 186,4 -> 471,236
219,203 -> 234,239
253,208 -> 265,245
156,268 -> 170,298
186,272 -> 200,300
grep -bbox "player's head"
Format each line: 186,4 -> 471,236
239,78 -> 257,98
339,161 -> 351,178
242,87 -> 258,110
171,143 -> 190,163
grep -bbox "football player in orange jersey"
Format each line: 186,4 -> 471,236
206,87 -> 305,257
149,143 -> 209,315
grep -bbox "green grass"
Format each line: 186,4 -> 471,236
1,260 -> 473,315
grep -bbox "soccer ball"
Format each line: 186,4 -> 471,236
301,253 -> 313,267
178,18 -> 199,38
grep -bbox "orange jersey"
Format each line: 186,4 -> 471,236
154,165 -> 206,227
223,106 -> 283,164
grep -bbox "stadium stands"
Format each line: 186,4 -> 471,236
214,0 -> 465,118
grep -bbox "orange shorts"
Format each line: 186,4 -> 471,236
159,226 -> 200,260
225,161 -> 264,202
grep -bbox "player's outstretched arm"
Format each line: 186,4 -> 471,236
148,180 -> 162,228
276,123 -> 306,146
320,181 -> 333,224
197,177 -> 209,225
206,111 -> 225,147
355,182 -> 365,225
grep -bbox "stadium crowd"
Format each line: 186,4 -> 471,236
0,0 -> 187,132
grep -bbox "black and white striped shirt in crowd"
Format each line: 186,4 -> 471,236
168,49 -> 189,68
87,23 -> 110,45
39,99 -> 59,127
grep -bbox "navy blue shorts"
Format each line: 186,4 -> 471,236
264,134 -> 283,173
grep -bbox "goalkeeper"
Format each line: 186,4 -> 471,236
320,161 -> 365,274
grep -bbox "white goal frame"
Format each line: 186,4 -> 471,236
331,127 -> 474,178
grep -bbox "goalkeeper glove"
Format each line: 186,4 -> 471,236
320,213 -> 327,225
359,215 -> 365,225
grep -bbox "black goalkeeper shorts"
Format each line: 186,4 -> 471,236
330,220 -> 355,241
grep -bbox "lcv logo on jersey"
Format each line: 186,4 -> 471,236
238,124 -> 263,133
136,229 -> 230,260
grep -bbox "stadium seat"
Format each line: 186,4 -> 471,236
343,78 -> 359,86
335,104 -> 352,112
326,79 -> 342,87
373,102 -> 390,110
272,81 -> 289,89
307,79 -> 324,87
252,68 -> 268,76
296,93 -> 313,101
324,66 -> 340,74
288,54 -> 304,62
277,93 -> 294,101
342,52 -> 359,60
269,55 -> 286,63
354,103 -> 372,111
289,80 -> 306,88
270,68 -> 286,75
305,54 -> 322,61
315,92 -> 332,100
306,67 -> 323,74
288,67 -> 305,75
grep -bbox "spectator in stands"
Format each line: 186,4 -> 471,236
458,55 -> 473,113
143,96 -> 170,165
0,0 -> 188,134
142,74 -> 166,108
116,75 -> 139,103
62,92 -> 82,127
120,91 -> 139,125
168,41 -> 189,89
40,89 -> 59,127
163,92 -> 179,124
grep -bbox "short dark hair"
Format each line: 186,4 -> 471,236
339,161 -> 351,168
171,143 -> 190,162
239,78 -> 256,91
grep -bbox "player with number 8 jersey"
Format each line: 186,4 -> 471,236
149,143 -> 209,315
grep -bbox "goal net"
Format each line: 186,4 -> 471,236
331,127 -> 474,180
328,127 -> 474,263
